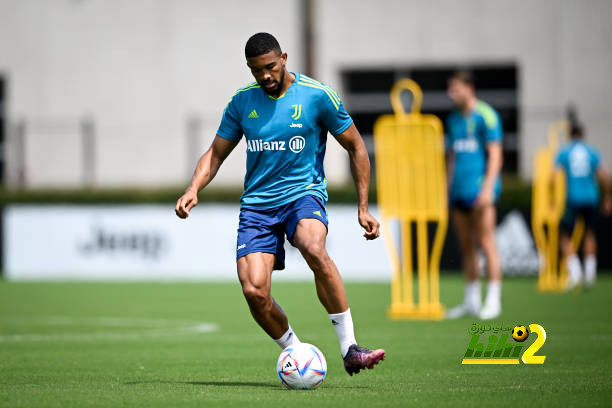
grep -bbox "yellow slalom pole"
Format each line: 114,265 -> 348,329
401,220 -> 414,310
375,79 -> 447,320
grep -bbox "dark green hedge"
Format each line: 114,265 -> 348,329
0,175 -> 532,211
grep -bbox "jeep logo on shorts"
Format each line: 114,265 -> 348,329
289,136 -> 306,153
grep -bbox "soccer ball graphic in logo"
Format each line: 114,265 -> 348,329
276,343 -> 327,390
512,325 -> 529,342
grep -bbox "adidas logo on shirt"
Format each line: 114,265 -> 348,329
248,109 -> 259,119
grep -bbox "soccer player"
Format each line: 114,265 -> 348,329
555,122 -> 612,289
444,71 -> 503,320
175,33 -> 385,375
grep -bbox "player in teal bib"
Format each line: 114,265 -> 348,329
446,100 -> 502,207
444,71 -> 504,321
175,33 -> 385,375
555,122 -> 612,289
217,71 -> 352,209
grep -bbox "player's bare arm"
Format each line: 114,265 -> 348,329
476,142 -> 503,207
175,135 -> 239,219
597,166 -> 612,215
334,123 -> 380,240
446,150 -> 456,194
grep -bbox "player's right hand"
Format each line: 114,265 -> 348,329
175,188 -> 199,219
603,195 -> 612,216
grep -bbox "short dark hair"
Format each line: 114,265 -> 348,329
449,70 -> 475,86
567,105 -> 584,139
570,123 -> 584,138
245,33 -> 281,58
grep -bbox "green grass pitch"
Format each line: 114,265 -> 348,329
1,275 -> 611,407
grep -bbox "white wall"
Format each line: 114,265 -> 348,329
1,0 -> 611,187
3,204 -> 391,281
3,204 -> 536,281
316,0 -> 612,178
0,0 -> 349,188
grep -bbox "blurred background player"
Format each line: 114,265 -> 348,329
444,71 -> 504,320
175,33 -> 385,375
555,119 -> 612,290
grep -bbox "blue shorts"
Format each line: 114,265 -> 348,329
450,197 -> 478,212
236,194 -> 328,270
450,194 -> 499,212
561,204 -> 598,233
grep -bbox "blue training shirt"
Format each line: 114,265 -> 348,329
217,73 -> 353,209
555,140 -> 601,206
446,100 -> 503,202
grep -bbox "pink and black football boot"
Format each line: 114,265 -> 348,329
343,344 -> 386,376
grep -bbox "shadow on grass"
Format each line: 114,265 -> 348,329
124,380 -> 278,388
186,381 -> 279,388
125,379 -> 370,390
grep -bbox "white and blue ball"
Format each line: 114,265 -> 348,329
276,343 -> 327,390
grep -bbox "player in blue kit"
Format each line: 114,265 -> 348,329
444,71 -> 503,320
555,122 -> 611,289
175,33 -> 385,375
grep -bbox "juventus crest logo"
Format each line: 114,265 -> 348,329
291,104 -> 302,120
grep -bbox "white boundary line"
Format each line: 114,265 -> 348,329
0,316 -> 219,342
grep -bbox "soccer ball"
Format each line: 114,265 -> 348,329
276,343 -> 327,390
512,325 -> 529,342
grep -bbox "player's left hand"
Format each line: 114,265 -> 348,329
475,187 -> 494,208
358,210 -> 380,240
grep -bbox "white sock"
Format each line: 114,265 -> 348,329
585,255 -> 597,285
465,280 -> 481,311
484,280 -> 501,307
329,308 -> 357,358
274,325 -> 300,349
567,254 -> 583,284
